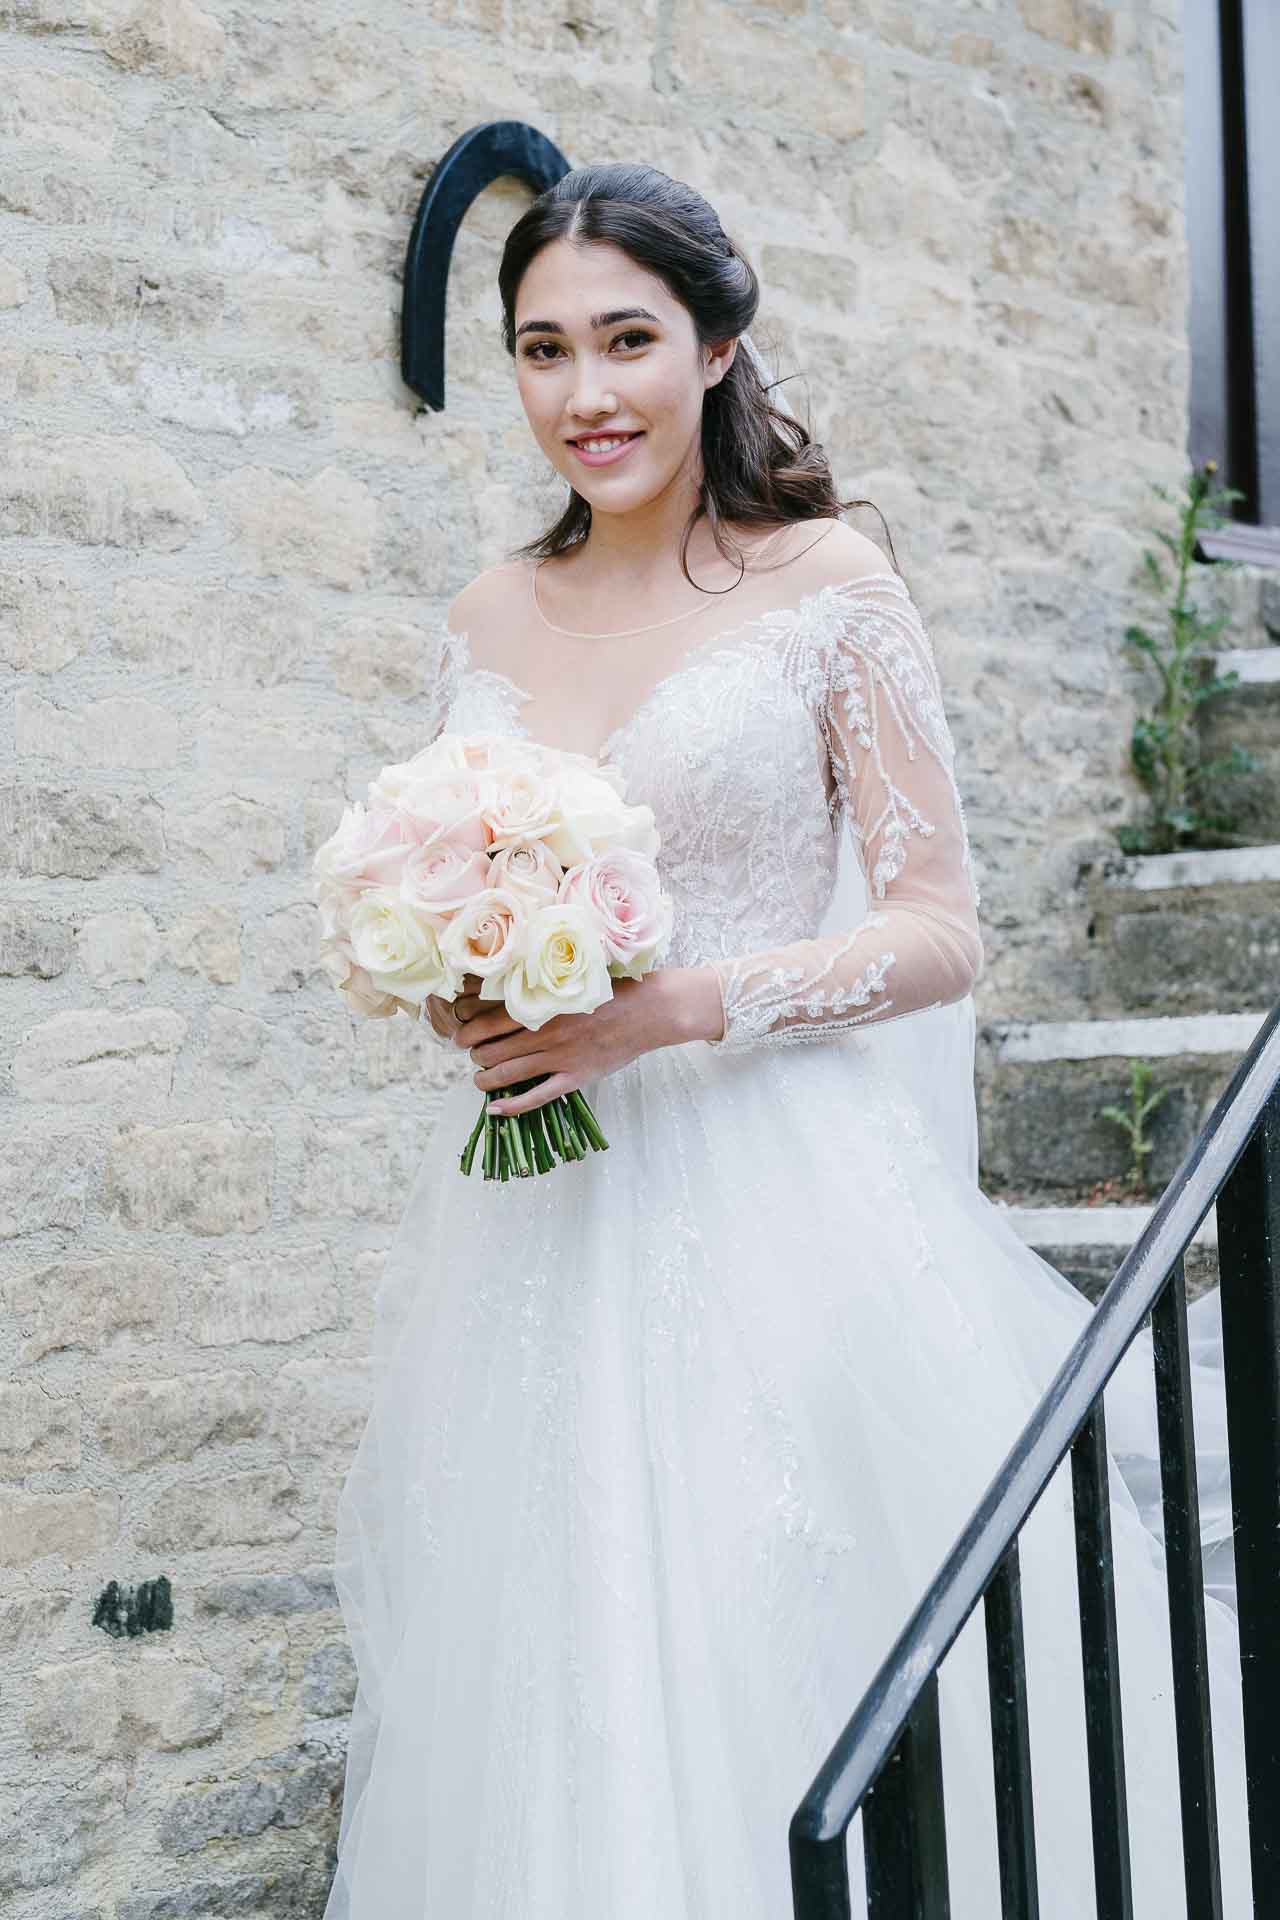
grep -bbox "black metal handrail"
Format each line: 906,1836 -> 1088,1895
790,995 -> 1280,1918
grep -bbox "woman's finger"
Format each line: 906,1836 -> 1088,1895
486,1073 -> 578,1116
474,1051 -> 563,1094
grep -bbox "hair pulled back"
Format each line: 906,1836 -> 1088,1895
497,161 -> 898,589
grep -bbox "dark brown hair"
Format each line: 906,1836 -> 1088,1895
498,162 -> 899,591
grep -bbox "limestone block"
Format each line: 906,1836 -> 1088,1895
669,0 -> 865,136
48,253 -> 227,339
0,568 -> 95,671
0,1120 -> 91,1237
238,1636 -> 288,1714
1,0 -> 224,71
182,1244 -> 340,1348
123,1648 -> 224,1750
203,1005 -> 267,1071
0,65 -> 118,157
328,614 -> 429,700
111,577 -> 313,684
266,1356 -> 372,1457
115,1866 -> 330,1918
301,1641 -> 356,1719
0,1763 -> 126,1895
96,350 -> 315,438
0,434 -> 204,549
165,903 -> 241,984
0,902 -> 73,977
218,463 -> 376,589
294,1111 -> 431,1222
194,696 -> 345,789
157,1741 -> 340,1855
0,1381 -> 81,1473
104,1120 -> 272,1234
25,1655 -> 121,1756
257,901 -> 325,992
99,1368 -> 269,1468
195,1567 -> 337,1619
136,1465 -> 299,1551
16,689 -> 180,768
0,1589 -> 73,1659
167,795 -> 285,880
1021,0 -> 1115,56
14,1006 -> 186,1104
5,1250 -> 180,1361
0,782 -> 164,877
0,1487 -> 118,1568
77,907 -> 162,985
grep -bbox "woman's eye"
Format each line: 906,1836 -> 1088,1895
522,330 -> 653,363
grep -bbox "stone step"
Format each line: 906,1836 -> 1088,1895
997,1202 -> 1219,1304
1084,844 -> 1280,1014
977,1010 -> 1270,1198
1198,646 -> 1280,841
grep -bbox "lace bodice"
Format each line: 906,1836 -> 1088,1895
425,570 -> 983,1052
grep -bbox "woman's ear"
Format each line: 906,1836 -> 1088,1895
704,335 -> 739,392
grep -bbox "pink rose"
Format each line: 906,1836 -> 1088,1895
439,886 -> 528,982
314,802 -> 418,893
558,849 -> 673,980
399,836 -> 494,927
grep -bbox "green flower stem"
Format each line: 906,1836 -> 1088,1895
461,1081 -> 608,1177
460,1103 -> 486,1177
529,1106 -> 554,1174
567,1088 -> 609,1153
543,1097 -> 566,1160
503,1114 -> 529,1177
566,1103 -> 589,1159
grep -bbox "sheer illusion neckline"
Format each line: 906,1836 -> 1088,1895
447,569 -> 908,766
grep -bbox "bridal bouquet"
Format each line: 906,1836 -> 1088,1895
312,731 -> 674,1180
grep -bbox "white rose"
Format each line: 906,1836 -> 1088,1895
543,768 -> 659,866
481,765 -> 561,851
487,837 -> 564,906
490,901 -> 614,1031
347,888 -> 462,1006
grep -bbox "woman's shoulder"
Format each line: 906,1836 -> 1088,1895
776,518 -> 897,595
443,558 -> 529,638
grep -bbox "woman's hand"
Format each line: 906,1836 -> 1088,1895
424,974 -> 483,1045
449,966 -> 725,1116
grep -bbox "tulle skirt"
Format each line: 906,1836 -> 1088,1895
322,1021 -> 1252,1919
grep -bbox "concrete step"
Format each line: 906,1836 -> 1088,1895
977,1010 -> 1270,1197
997,1202 -> 1219,1304
1084,844 -> 1280,1014
1199,646 -> 1280,841
1197,562 -> 1280,653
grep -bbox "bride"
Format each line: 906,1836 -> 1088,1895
321,163 -> 1251,1916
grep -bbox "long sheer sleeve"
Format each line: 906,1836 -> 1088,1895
704,574 -> 983,1053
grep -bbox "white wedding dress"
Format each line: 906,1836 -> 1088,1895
322,569 -> 1252,1918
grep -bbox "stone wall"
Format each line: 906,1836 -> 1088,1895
1,0 -> 1191,1909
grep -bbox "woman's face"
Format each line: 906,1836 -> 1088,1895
512,236 -> 736,514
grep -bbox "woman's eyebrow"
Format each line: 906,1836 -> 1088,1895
515,306 -> 661,339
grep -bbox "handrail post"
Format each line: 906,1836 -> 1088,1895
862,1675 -> 950,1918
1218,1081 -> 1280,1909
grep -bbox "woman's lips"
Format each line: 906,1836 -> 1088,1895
567,432 -> 644,468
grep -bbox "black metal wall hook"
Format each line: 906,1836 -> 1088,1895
402,120 -> 572,411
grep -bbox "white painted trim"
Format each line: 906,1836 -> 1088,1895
989,1011 -> 1269,1062
1107,844 -> 1280,890
1209,647 -> 1280,684
994,1202 -> 1218,1248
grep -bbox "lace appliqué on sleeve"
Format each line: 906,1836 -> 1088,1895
706,574 -> 983,1054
